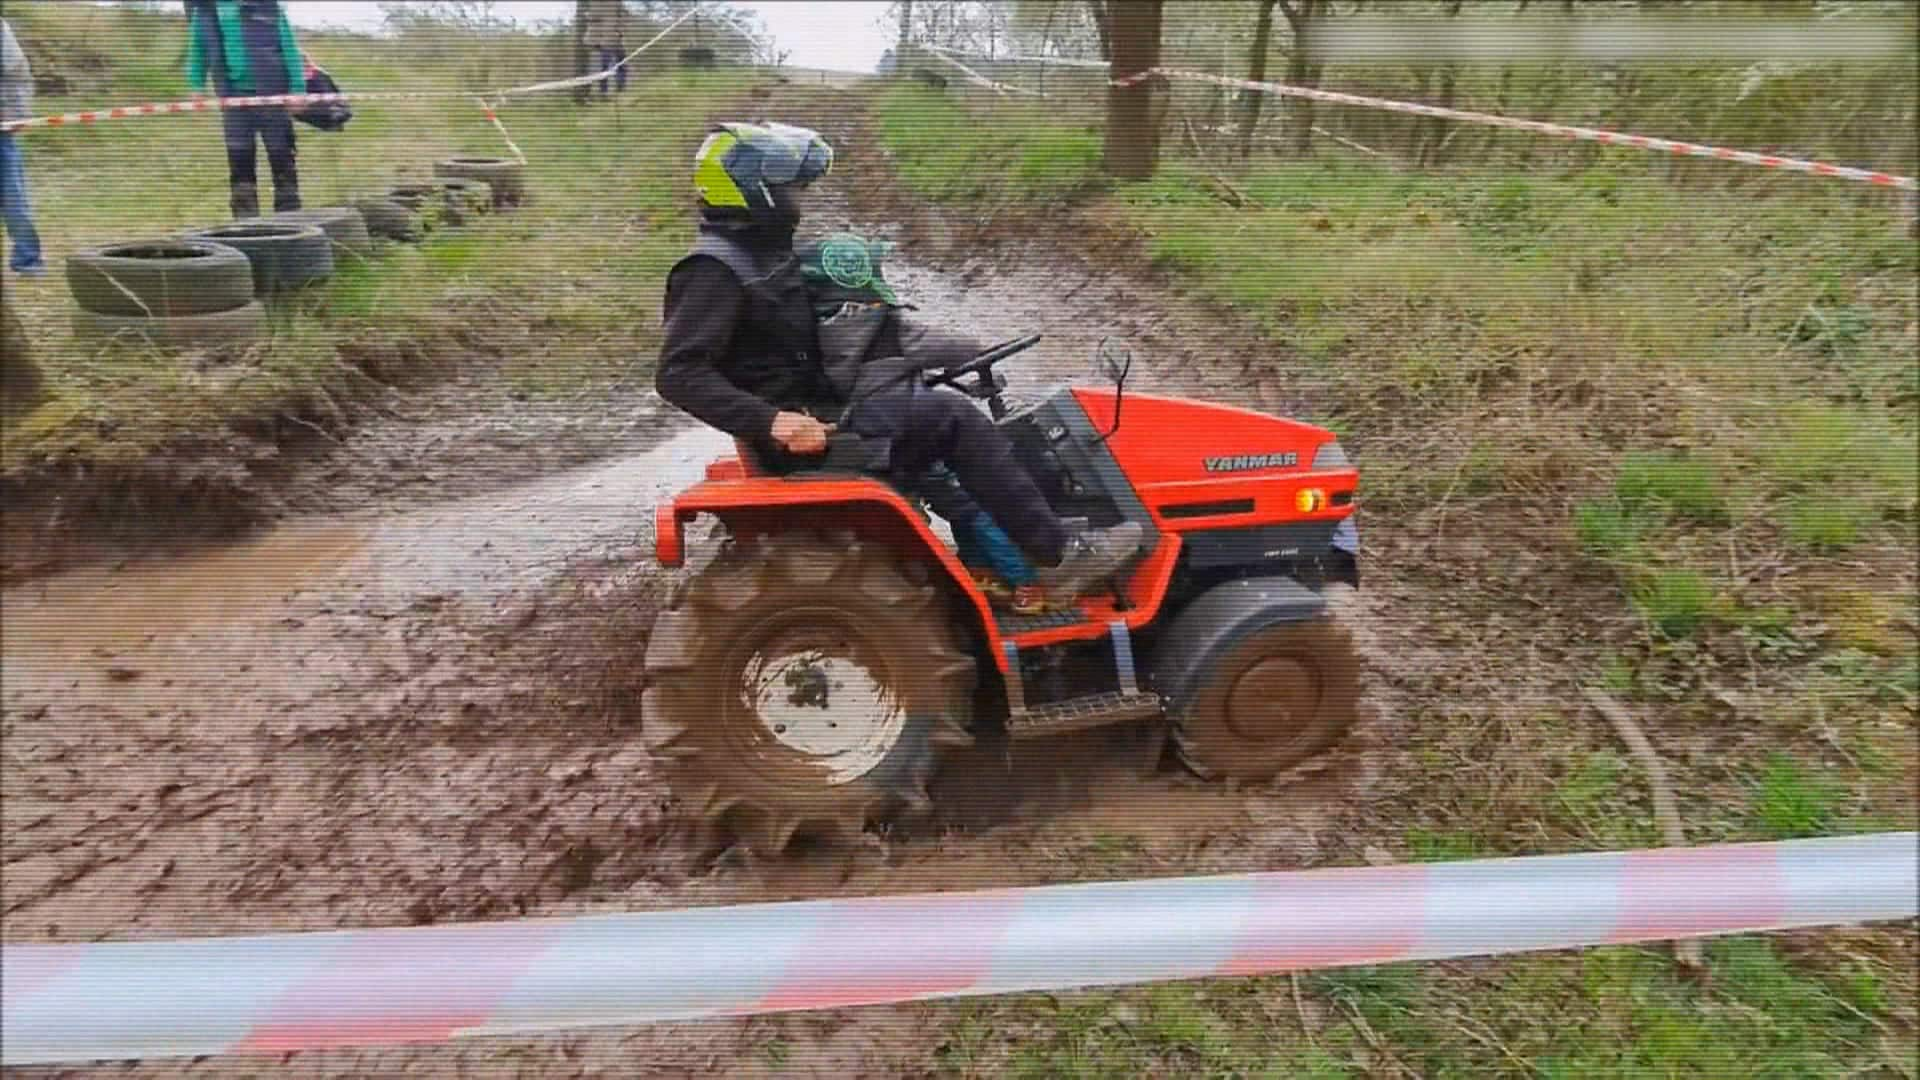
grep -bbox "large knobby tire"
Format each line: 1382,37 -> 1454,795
72,300 -> 268,349
434,155 -> 526,209
269,206 -> 375,262
1172,617 -> 1359,782
176,222 -> 333,294
352,197 -> 424,242
65,240 -> 254,317
642,531 -> 976,856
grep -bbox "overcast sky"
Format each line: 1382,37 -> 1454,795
272,1 -> 898,73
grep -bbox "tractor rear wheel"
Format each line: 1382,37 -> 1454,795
641,531 -> 976,855
1172,617 -> 1359,783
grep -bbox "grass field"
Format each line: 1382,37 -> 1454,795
875,82 -> 1918,1079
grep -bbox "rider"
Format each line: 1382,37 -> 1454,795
655,121 -> 1144,608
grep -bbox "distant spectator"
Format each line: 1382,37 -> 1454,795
185,0 -> 305,218
0,17 -> 46,278
582,0 -> 629,99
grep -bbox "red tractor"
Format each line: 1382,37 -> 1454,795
643,335 -> 1361,855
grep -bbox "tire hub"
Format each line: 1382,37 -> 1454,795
1225,655 -> 1321,743
736,622 -> 904,784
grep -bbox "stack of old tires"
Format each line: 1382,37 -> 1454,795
350,156 -> 527,244
65,207 -> 369,349
66,239 -> 270,349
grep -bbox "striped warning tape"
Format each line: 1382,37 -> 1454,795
2,832 -> 1913,1065
923,46 -> 1916,191
0,2 -> 715,137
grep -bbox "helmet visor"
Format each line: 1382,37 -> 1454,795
753,122 -> 834,185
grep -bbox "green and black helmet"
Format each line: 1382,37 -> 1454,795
692,121 -> 834,224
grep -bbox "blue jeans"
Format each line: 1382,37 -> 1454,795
596,47 -> 628,95
0,133 -> 45,273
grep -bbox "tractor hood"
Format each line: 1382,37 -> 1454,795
1069,388 -> 1356,530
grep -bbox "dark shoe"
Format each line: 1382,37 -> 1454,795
1034,521 -> 1147,602
272,183 -> 302,214
229,183 -> 260,220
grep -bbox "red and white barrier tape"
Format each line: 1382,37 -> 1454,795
1149,67 -> 1916,190
924,46 -> 1915,191
0,2 -> 716,137
2,832 -> 1912,1065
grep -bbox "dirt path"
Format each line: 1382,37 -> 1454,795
2,86 -> 1408,1077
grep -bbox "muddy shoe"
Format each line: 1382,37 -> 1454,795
1034,522 -> 1147,603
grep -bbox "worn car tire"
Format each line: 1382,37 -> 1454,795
352,197 -> 424,242
436,177 -> 493,216
176,222 -> 333,294
641,531 -> 976,856
72,299 -> 268,349
269,206 -> 374,262
386,182 -> 472,227
65,240 -> 254,317
433,155 -> 526,208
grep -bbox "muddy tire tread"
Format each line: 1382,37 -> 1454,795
1171,617 -> 1360,783
641,531 -> 974,855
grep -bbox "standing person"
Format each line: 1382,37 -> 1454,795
185,0 -> 305,218
582,0 -> 628,100
0,17 -> 46,279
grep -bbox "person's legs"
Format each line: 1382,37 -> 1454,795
0,134 -> 46,275
613,47 -> 629,93
258,107 -> 301,212
597,48 -> 617,96
222,107 -> 262,219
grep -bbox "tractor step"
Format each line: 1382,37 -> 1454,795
1006,690 -> 1164,740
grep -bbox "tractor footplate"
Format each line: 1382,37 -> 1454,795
994,607 -> 1088,635
1006,690 -> 1164,740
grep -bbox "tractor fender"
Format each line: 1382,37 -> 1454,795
1146,576 -> 1326,717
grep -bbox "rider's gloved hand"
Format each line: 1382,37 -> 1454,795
770,410 -> 835,454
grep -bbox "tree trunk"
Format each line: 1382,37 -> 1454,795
1103,0 -> 1163,179
1087,0 -> 1113,60
1416,0 -> 1464,167
571,0 -> 590,105
1280,0 -> 1323,158
896,0 -> 913,62
1237,0 -> 1277,159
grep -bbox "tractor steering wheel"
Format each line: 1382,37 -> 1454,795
925,332 -> 1042,390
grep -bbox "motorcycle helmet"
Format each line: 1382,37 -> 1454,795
692,121 -> 834,228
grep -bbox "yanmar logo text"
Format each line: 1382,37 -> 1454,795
1203,452 -> 1298,473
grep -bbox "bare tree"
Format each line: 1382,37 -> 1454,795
1103,0 -> 1163,178
1415,0 -> 1464,166
896,0 -> 913,70
1236,0 -> 1277,159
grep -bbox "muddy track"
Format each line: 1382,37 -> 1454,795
2,84 -> 1409,1077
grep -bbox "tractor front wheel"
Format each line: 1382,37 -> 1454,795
1172,617 -> 1359,783
641,531 -> 975,855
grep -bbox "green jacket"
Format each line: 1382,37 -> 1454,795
185,1 -> 303,97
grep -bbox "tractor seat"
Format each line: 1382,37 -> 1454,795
732,433 -> 890,479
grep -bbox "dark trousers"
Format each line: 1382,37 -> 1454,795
848,387 -> 1067,566
222,105 -> 300,218
596,47 -> 628,95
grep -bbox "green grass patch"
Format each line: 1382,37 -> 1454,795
1749,754 -> 1845,839
1573,499 -> 1645,559
1632,570 -> 1716,639
875,86 -> 1103,204
1615,452 -> 1728,525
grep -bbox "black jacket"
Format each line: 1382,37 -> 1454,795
654,223 -> 830,441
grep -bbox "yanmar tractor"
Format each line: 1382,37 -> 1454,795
642,335 -> 1361,855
